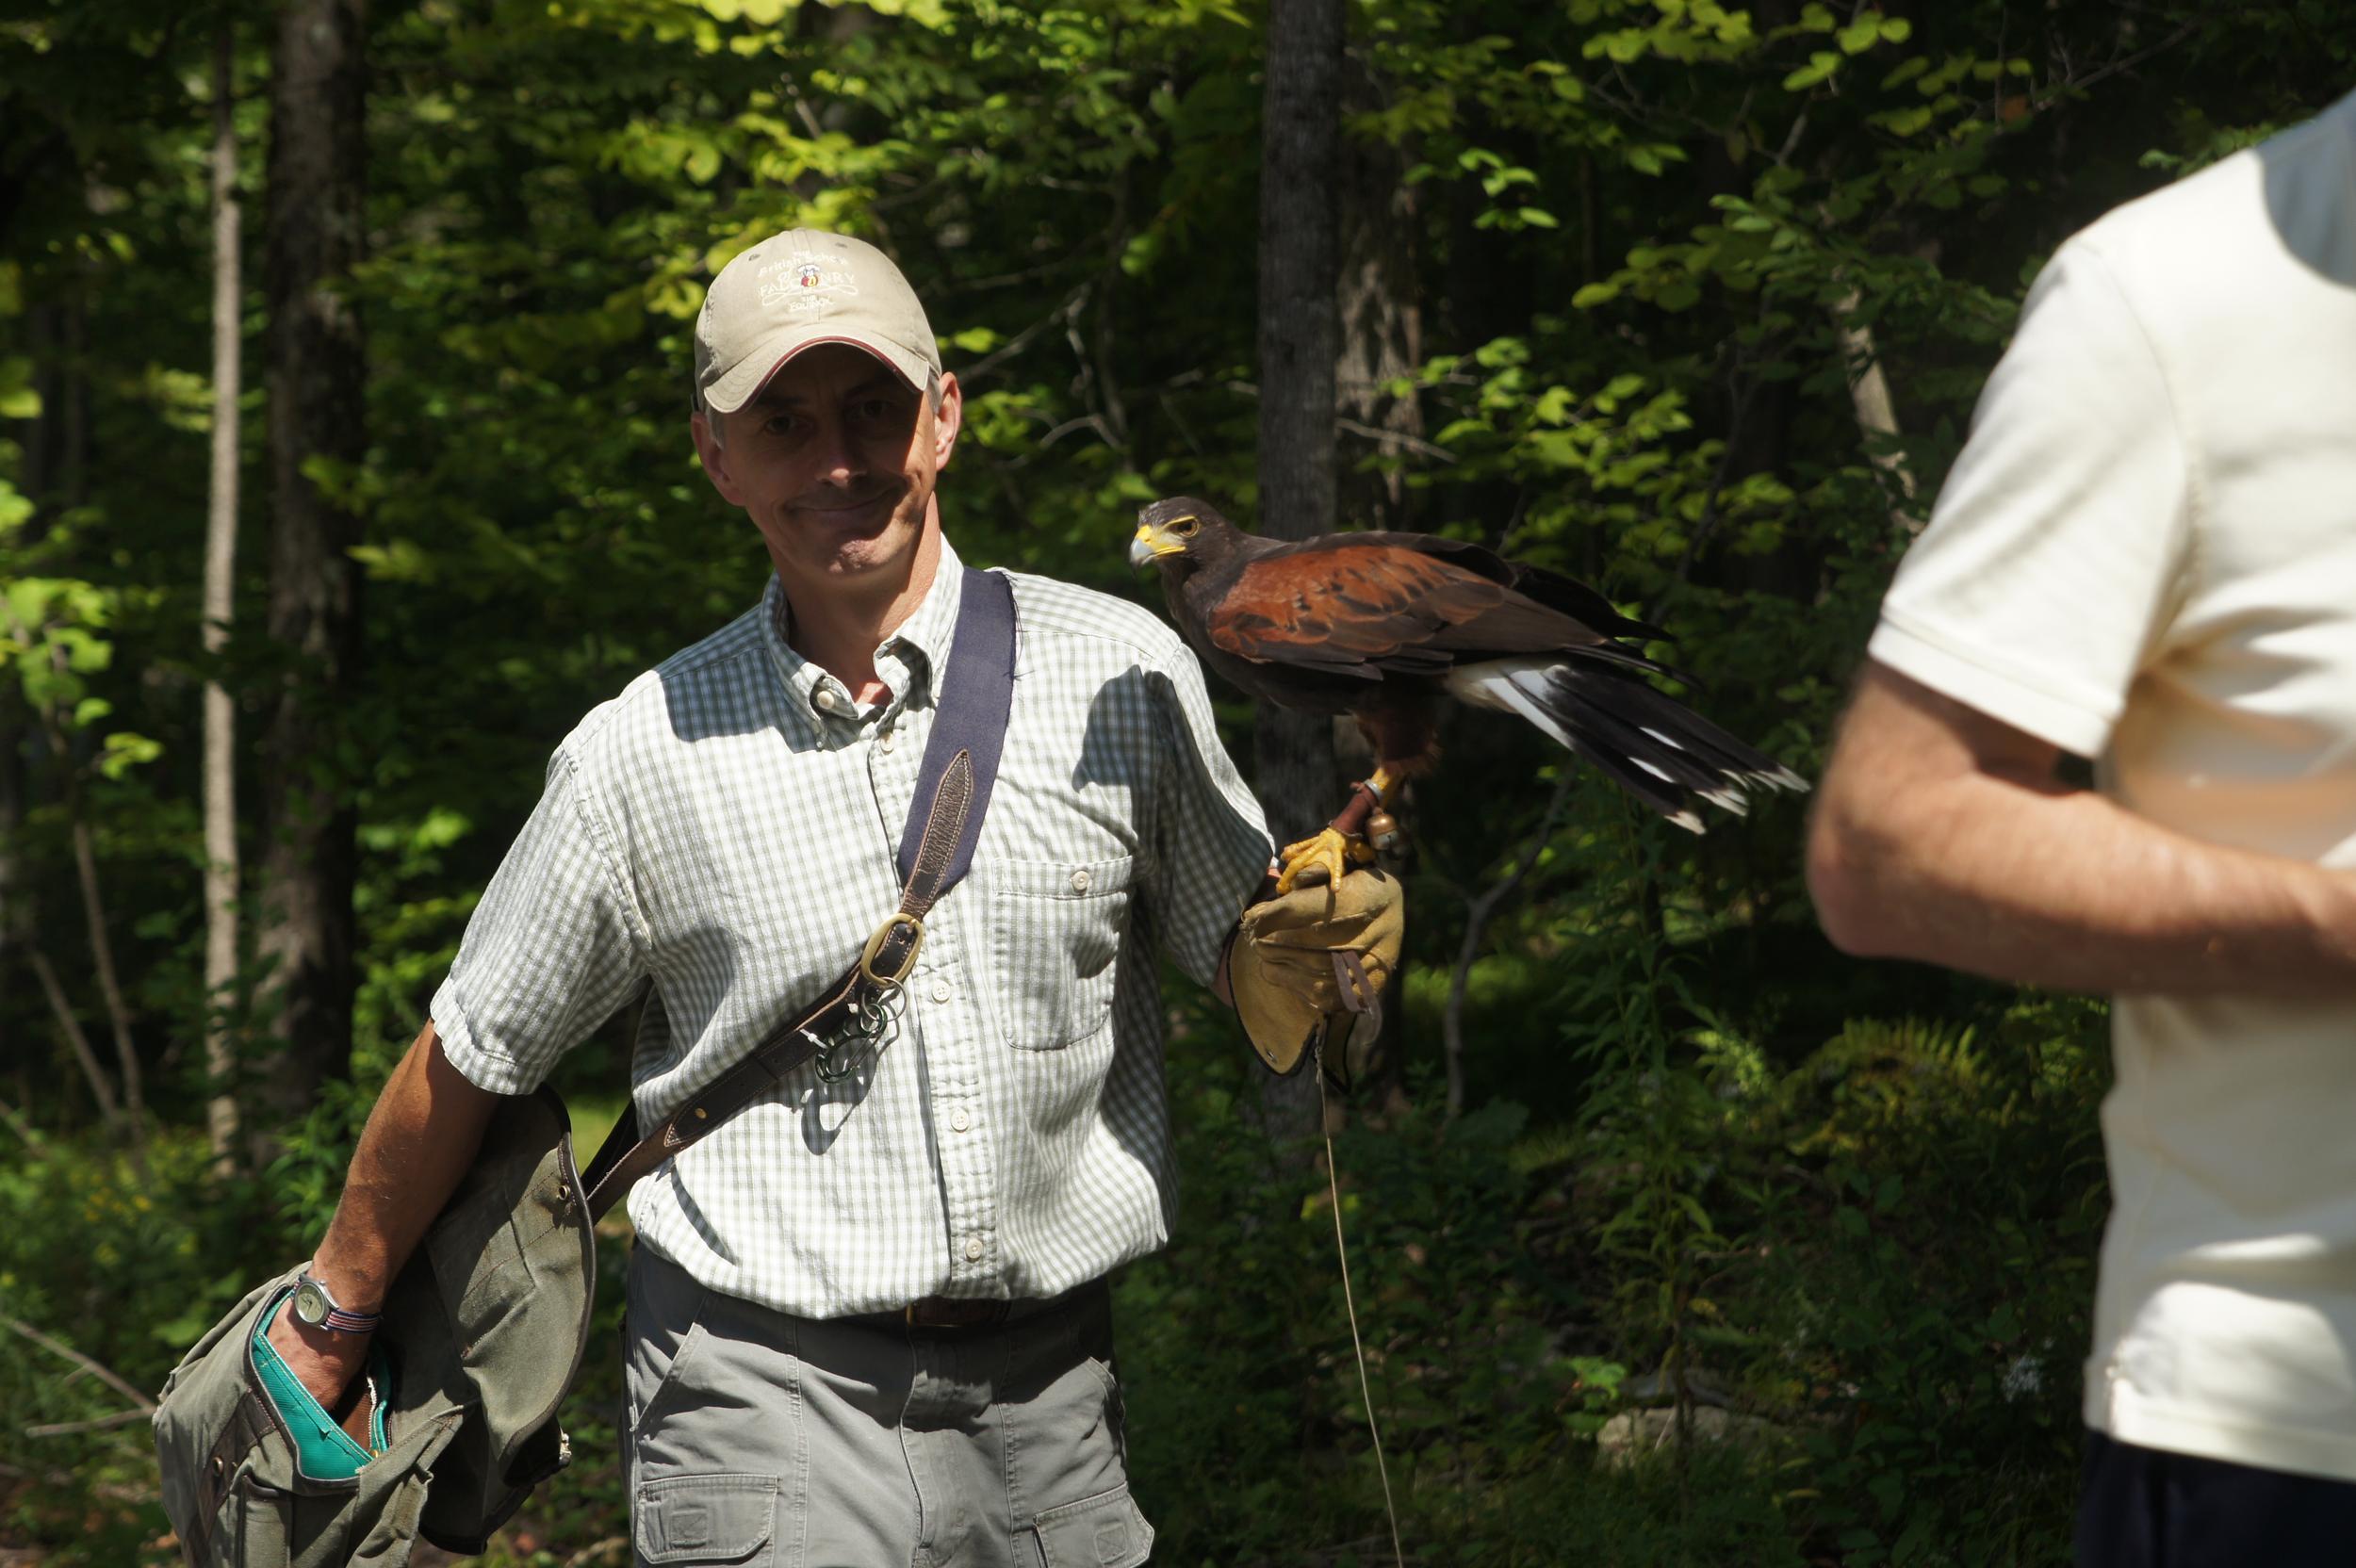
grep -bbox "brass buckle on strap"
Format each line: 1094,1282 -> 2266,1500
860,911 -> 925,989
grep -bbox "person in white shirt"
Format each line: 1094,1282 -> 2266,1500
1808,92 -> 2356,1564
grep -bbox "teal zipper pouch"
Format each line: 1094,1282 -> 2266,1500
250,1288 -> 393,1481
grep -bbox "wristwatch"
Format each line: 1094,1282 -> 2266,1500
290,1271 -> 384,1334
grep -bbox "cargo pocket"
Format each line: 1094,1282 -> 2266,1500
982,855 -> 1136,1049
634,1473 -> 778,1566
1022,1484 -> 1153,1568
626,1258 -> 712,1445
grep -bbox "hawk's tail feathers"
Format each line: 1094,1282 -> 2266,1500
1448,657 -> 1808,831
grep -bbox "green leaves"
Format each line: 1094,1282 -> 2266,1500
1782,51 -> 1841,91
0,355 -> 41,419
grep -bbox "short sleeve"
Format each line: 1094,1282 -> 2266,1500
1143,645 -> 1276,987
1868,239 -> 2194,758
430,745 -> 649,1095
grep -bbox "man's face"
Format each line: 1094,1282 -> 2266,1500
692,342 -> 961,598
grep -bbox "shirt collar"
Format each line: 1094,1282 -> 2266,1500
758,534 -> 967,717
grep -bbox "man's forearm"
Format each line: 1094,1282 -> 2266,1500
1810,673 -> 2356,997
267,1021 -> 503,1406
311,1021 -> 504,1302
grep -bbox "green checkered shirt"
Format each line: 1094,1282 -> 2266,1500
431,536 -> 1274,1317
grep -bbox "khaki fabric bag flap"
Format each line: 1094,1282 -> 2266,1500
154,1088 -> 596,1566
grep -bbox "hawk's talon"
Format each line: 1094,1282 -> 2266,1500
1276,827 -> 1364,893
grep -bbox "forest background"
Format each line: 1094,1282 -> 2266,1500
4,1 -> 2349,1563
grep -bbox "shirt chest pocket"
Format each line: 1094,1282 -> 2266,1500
977,855 -> 1137,1050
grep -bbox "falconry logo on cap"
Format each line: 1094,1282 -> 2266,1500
757,252 -> 860,317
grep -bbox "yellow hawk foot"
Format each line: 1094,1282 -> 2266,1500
1275,827 -> 1377,893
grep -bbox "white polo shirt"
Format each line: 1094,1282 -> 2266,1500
1869,90 -> 2356,1480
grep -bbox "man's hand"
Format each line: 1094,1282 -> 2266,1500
1227,868 -> 1404,1074
262,1286 -> 376,1441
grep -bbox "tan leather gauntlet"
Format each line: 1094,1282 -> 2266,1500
1228,869 -> 1405,1075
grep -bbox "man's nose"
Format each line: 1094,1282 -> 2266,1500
810,416 -> 864,484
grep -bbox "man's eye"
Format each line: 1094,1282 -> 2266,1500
851,399 -> 893,422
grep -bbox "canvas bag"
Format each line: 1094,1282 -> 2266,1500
153,1086 -> 591,1565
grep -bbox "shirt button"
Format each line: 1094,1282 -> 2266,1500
950,1108 -> 971,1134
963,1236 -> 985,1262
879,729 -> 895,753
931,979 -> 952,1004
813,689 -> 839,713
1070,869 -> 1092,893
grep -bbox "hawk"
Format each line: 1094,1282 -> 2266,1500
1129,496 -> 1808,890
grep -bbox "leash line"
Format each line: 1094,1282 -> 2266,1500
1320,1061 -> 1407,1568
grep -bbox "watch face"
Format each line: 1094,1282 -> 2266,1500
292,1281 -> 330,1327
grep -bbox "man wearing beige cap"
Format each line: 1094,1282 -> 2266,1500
258,227 -> 1398,1565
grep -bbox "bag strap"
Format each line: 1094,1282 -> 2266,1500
581,567 -> 1018,1220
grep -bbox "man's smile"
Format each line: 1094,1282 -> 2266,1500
794,487 -> 902,526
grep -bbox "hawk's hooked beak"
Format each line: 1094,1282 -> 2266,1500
1130,521 -> 1186,569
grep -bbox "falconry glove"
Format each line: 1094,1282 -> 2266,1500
1229,868 -> 1405,1076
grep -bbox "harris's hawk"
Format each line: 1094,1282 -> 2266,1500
1129,496 -> 1808,891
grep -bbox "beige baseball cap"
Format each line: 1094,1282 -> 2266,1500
692,228 -> 941,416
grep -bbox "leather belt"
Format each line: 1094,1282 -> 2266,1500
900,1278 -> 1104,1332
905,1296 -> 1014,1331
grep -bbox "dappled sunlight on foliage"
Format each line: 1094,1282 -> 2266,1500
7,0 -> 2353,1560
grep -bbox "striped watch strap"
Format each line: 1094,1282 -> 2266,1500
292,1273 -> 383,1334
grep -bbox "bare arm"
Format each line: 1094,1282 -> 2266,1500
1806,661 -> 2356,996
262,1021 -> 503,1411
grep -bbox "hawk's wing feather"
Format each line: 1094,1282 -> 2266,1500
1203,544 -> 1519,675
1297,531 -> 1668,644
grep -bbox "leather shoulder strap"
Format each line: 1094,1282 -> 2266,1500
897,567 -> 1016,893
581,566 -> 1018,1219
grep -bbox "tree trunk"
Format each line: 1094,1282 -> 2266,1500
1333,57 -> 1423,534
1255,0 -> 1345,1144
1832,289 -> 1920,534
256,0 -> 368,1131
1333,56 -> 1423,1113
0,683 -> 20,1105
205,23 -> 246,1170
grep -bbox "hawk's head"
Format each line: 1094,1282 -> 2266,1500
1129,495 -> 1235,571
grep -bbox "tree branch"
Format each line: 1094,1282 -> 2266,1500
0,1312 -> 157,1413
1335,416 -> 1456,464
956,280 -> 1089,386
25,1408 -> 151,1439
25,946 -> 123,1132
0,1095 -> 46,1156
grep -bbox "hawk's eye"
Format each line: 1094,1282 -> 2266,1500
1171,515 -> 1200,538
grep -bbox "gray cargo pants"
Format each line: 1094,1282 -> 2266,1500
622,1247 -> 1153,1568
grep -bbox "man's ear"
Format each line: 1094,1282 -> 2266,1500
691,411 -> 746,507
930,370 -> 963,472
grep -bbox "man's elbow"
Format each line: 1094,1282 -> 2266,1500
1805,793 -> 1902,958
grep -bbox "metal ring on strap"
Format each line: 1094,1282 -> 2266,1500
859,911 -> 925,988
